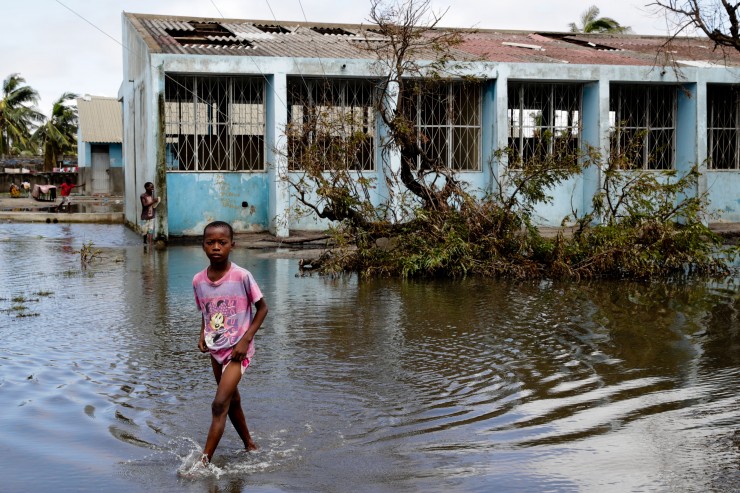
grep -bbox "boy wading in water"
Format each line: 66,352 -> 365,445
193,221 -> 268,464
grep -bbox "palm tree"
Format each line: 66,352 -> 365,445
568,5 -> 632,34
34,92 -> 78,171
0,73 -> 44,157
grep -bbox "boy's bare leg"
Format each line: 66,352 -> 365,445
227,388 -> 258,451
210,359 -> 258,451
203,358 -> 243,461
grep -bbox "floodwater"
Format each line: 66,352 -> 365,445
0,223 -> 738,493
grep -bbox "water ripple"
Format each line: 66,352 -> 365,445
0,225 -> 738,492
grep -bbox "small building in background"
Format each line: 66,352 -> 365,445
76,95 -> 123,195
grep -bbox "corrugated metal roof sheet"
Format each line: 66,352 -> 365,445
76,96 -> 122,143
124,12 -> 740,67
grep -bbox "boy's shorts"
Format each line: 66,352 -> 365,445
223,357 -> 249,375
142,219 -> 154,234
213,346 -> 250,375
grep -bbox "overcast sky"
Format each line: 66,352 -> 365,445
2,0 -> 677,115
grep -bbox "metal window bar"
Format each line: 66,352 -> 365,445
413,81 -> 481,171
164,75 -> 265,172
609,84 -> 676,170
707,84 -> 740,170
286,78 -> 377,171
507,82 -> 582,169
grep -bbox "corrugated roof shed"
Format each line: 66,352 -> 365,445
125,12 -> 740,67
77,96 -> 122,144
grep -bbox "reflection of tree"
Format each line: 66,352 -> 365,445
282,276 -> 736,446
696,282 -> 740,369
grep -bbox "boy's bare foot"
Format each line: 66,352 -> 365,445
246,440 -> 258,451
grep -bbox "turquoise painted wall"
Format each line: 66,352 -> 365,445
109,144 -> 123,167
166,172 -> 269,235
79,143 -> 123,167
706,172 -> 740,222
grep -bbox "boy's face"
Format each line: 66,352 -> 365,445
202,226 -> 234,262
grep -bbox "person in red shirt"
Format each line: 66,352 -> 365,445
57,177 -> 84,212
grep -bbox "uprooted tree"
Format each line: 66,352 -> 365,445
282,0 -> 736,279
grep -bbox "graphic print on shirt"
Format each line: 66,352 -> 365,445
204,298 -> 239,350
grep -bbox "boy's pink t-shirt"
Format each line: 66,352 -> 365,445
193,263 -> 263,364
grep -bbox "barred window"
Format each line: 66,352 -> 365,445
507,82 -> 582,169
287,78 -> 376,171
404,81 -> 481,171
707,84 -> 740,170
609,84 -> 676,170
164,75 -> 265,172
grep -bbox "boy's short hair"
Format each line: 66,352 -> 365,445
144,181 -> 153,188
203,221 -> 234,240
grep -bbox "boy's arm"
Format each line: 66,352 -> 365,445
198,317 -> 208,352
232,298 -> 268,359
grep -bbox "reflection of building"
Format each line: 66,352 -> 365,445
121,12 -> 740,239
76,95 -> 124,195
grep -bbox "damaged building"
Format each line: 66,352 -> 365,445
120,12 -> 740,239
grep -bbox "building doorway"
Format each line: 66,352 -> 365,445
91,144 -> 111,194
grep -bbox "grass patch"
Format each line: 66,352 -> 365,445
16,312 -> 40,318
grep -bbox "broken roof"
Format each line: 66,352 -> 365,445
76,96 -> 122,144
125,12 -> 740,67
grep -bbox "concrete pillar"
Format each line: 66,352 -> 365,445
581,78 -> 609,220
377,80 -> 403,222
491,70 -> 509,193
480,79 -> 497,193
265,73 -> 290,237
676,83 -> 699,176
676,82 -> 701,222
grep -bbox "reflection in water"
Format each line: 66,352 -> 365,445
0,223 -> 738,492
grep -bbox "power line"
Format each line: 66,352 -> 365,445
54,0 -> 123,47
209,0 -> 224,18
52,0 -> 285,125
296,0 -> 330,79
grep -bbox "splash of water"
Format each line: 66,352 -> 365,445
177,450 -> 223,479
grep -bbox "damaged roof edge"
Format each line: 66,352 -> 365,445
124,11 -> 383,35
123,11 -> 740,66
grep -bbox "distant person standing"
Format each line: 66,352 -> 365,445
58,177 -> 84,212
140,182 -> 161,248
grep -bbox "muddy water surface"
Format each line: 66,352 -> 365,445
0,223 -> 738,492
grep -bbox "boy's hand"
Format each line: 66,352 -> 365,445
231,337 -> 251,361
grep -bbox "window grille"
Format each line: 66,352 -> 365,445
707,84 -> 740,170
287,78 -> 377,171
609,84 -> 676,170
404,81 -> 482,171
164,75 -> 265,171
507,82 -> 582,169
